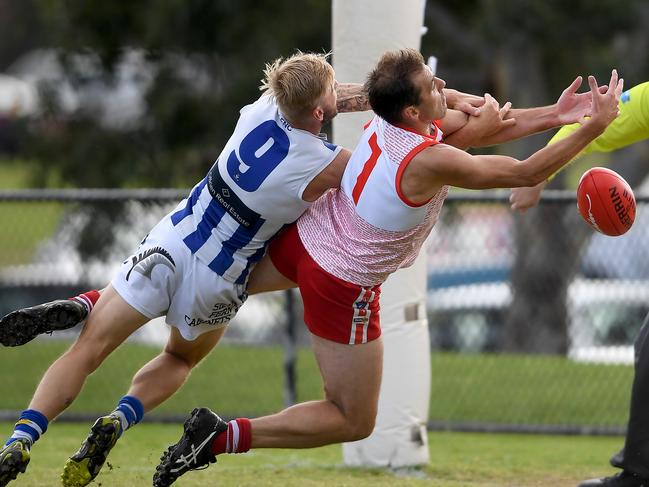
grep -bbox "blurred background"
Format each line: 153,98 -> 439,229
0,0 -> 648,433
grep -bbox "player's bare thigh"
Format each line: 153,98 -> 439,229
312,334 -> 383,431
71,284 -> 150,362
247,254 -> 297,295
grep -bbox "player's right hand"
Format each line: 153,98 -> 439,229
586,69 -> 623,131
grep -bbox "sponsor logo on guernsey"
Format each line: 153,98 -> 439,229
207,164 -> 262,229
184,302 -> 239,327
125,246 -> 175,281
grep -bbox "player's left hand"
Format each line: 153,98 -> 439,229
555,76 -> 608,125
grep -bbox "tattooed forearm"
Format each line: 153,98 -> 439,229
336,83 -> 371,112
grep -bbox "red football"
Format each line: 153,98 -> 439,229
577,167 -> 636,236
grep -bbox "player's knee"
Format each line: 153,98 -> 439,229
346,415 -> 376,441
327,395 -> 377,441
163,328 -> 222,369
337,405 -> 376,441
164,350 -> 193,369
163,348 -> 200,369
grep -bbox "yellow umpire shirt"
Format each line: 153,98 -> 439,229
549,81 -> 649,161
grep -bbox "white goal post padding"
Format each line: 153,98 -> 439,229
333,0 -> 431,468
342,251 -> 431,467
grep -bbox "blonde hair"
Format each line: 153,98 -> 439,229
260,51 -> 334,123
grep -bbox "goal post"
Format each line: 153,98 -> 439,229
332,0 -> 432,468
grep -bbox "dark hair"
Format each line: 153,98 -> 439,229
364,48 -> 425,125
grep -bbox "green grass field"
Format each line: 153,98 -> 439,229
0,341 -> 633,427
0,341 -> 633,428
0,422 -> 624,487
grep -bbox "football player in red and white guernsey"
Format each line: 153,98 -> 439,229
152,48 -> 622,486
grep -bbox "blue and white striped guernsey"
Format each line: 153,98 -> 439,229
170,95 -> 342,284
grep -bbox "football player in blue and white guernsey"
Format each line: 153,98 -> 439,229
0,51 -> 488,487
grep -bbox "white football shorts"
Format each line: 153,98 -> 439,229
111,215 -> 248,341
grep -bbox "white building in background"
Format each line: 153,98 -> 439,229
0,74 -> 38,117
3,47 -> 213,127
4,48 -> 154,128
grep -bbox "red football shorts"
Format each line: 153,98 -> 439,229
268,223 -> 382,344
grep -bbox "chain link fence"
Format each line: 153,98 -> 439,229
0,189 -> 646,433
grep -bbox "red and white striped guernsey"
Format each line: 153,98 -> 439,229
297,116 -> 448,287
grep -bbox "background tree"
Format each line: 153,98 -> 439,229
12,0 -> 331,188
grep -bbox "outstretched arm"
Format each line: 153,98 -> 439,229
402,71 -> 623,203
510,80 -> 648,212
336,84 -> 487,115
475,76 -> 597,147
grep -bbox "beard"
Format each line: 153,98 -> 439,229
322,105 -> 338,125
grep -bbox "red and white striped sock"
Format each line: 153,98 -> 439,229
211,418 -> 252,455
70,290 -> 101,314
